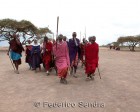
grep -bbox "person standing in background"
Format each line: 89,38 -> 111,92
25,40 -> 32,70
31,39 -> 42,72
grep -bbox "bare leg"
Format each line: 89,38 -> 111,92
74,65 -> 77,74
87,73 -> 94,80
28,63 -> 32,70
54,66 -> 57,75
60,78 -> 64,83
15,62 -> 19,74
73,65 -> 78,78
70,66 -> 73,75
35,67 -> 37,73
39,65 -> 41,71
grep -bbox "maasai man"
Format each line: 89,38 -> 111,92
63,36 -> 69,45
7,34 -> 24,74
53,34 -> 70,84
80,38 -> 87,67
31,39 -> 42,72
42,37 -> 53,75
68,32 -> 80,78
63,36 -> 67,41
51,39 -> 58,75
85,36 -> 99,80
25,40 -> 32,70
52,39 -> 56,46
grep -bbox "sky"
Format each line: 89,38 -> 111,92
0,0 -> 140,46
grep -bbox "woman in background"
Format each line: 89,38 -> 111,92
25,40 -> 32,70
31,39 -> 42,72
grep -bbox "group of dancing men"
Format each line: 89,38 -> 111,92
7,32 -> 99,84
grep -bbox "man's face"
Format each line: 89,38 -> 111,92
58,37 -> 63,41
12,34 -> 17,39
58,34 -> 63,41
72,34 -> 76,38
44,37 -> 48,42
83,39 -> 86,43
34,40 -> 37,44
28,40 -> 31,44
88,38 -> 91,43
90,37 -> 96,43
63,37 -> 66,41
17,35 -> 20,40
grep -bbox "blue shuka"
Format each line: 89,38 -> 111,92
10,50 -> 22,61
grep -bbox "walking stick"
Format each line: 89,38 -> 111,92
97,67 -> 101,79
8,54 -> 16,71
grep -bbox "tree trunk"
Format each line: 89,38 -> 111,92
131,46 -> 135,51
129,45 -> 131,51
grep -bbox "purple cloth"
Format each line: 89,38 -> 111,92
68,38 -> 80,64
31,45 -> 42,69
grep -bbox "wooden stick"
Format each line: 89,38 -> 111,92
97,67 -> 101,79
8,54 -> 16,71
56,16 -> 59,38
56,16 -> 59,50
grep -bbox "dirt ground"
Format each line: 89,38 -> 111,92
0,47 -> 140,112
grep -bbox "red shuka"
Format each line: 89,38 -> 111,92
42,42 -> 53,71
80,43 -> 85,62
85,42 -> 99,74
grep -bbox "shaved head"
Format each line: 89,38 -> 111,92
91,36 -> 96,41
63,36 -> 67,41
72,32 -> 77,38
89,36 -> 96,43
58,34 -> 63,41
44,36 -> 48,42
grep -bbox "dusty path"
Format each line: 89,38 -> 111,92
0,48 -> 140,112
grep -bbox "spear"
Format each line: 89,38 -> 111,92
7,43 -> 16,71
52,33 -> 54,41
56,16 -> 59,50
85,26 -> 86,39
80,31 -> 81,42
56,16 -> 59,38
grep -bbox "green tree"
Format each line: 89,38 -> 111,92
0,18 -> 52,44
36,27 -> 52,40
117,36 -> 140,51
111,42 -> 119,47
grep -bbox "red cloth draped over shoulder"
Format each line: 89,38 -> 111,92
80,43 -> 85,55
26,45 -> 32,51
85,42 -> 99,74
42,42 -> 53,65
10,39 -> 24,54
